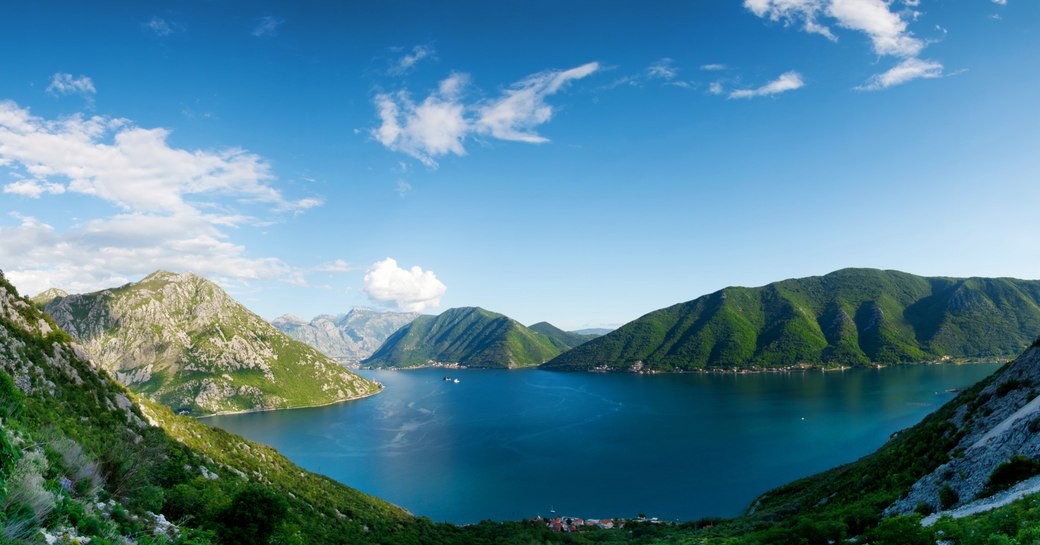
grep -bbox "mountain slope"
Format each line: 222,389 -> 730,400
545,268 -> 1040,371
272,308 -> 419,363
528,321 -> 599,351
0,269 -> 425,545
363,307 -> 563,368
42,271 -> 380,416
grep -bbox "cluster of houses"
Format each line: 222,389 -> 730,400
536,516 -> 625,533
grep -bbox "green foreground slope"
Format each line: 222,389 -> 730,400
545,268 -> 1040,371
363,307 -> 563,368
42,271 -> 380,416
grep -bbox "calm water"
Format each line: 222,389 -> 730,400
206,363 -> 1000,523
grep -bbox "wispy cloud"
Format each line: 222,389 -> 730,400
363,258 -> 446,312
46,73 -> 95,97
142,16 -> 178,37
253,16 -> 284,37
389,45 -> 435,76
373,62 -> 599,167
728,71 -> 805,99
856,57 -> 943,91
313,259 -> 354,273
743,0 -> 943,90
0,100 -> 320,295
700,63 -> 727,71
647,58 -> 678,81
395,179 -> 413,197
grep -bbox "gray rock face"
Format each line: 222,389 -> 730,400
886,347 -> 1040,516
272,308 -> 419,363
42,270 -> 380,415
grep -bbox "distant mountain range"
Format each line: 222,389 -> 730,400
544,268 -> 1040,372
272,308 -> 419,363
528,321 -> 601,350
364,307 -> 594,368
41,271 -> 380,415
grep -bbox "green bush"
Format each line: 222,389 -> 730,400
217,485 -> 289,545
940,484 -> 959,509
983,456 -> 1040,497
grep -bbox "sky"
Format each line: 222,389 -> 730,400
0,0 -> 1037,330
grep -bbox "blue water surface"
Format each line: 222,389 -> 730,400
206,363 -> 1000,523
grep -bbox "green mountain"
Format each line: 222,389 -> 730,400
363,307 -> 563,368
544,268 -> 1040,372
41,271 -> 380,416
527,321 -> 599,350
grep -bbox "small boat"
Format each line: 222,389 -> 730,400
453,378 -> 460,384
443,376 -> 451,381
945,388 -> 959,393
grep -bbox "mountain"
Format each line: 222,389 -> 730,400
272,308 -> 419,363
30,286 -> 68,306
0,268 -> 427,544
544,268 -> 1040,372
41,271 -> 381,416
528,321 -> 599,350
363,307 -> 564,368
572,327 -> 614,336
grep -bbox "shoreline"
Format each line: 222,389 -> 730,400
360,358 -> 1007,375
564,357 -> 1008,376
197,383 -> 384,419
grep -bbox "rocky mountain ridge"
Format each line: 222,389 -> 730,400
41,270 -> 380,416
272,307 -> 419,363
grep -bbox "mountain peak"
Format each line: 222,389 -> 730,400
31,287 -> 69,306
43,272 -> 381,416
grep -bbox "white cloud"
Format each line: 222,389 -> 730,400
743,0 -> 943,90
856,57 -> 943,90
3,179 -> 65,198
373,74 -> 469,167
313,259 -> 353,272
729,71 -> 805,99
0,212 -> 292,297
647,58 -> 678,80
701,64 -> 727,71
475,62 -> 599,143
0,100 -> 307,214
708,81 -> 725,95
373,62 -> 598,166
992,0 -> 1007,5
389,45 -> 435,76
744,0 -> 838,40
363,258 -> 446,312
0,100 -> 321,296
253,16 -> 283,37
143,17 -> 176,37
46,73 -> 96,97
395,179 -> 412,197
827,0 -> 922,57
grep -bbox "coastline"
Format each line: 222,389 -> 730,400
197,383 -> 384,419
562,357 -> 1010,376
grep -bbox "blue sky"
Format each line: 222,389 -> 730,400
0,0 -> 1037,330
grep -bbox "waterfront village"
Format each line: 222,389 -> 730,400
535,514 -> 665,533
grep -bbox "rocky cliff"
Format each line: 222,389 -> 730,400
272,308 -> 419,363
886,344 -> 1040,517
41,270 -> 380,416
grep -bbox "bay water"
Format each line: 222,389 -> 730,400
206,363 -> 1000,523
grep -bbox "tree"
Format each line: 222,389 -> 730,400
217,485 -> 289,545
